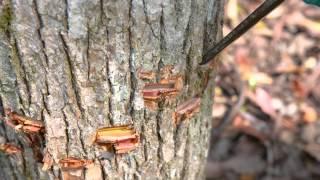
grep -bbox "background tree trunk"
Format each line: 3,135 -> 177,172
0,0 -> 224,179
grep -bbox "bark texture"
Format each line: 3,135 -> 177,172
0,0 -> 224,179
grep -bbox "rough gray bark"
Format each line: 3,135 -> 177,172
0,0 -> 224,179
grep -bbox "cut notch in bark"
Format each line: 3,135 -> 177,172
93,125 -> 139,154
173,97 -> 201,125
4,108 -> 44,134
114,137 -> 140,154
0,143 -> 22,154
142,75 -> 183,110
138,69 -> 156,80
59,157 -> 93,170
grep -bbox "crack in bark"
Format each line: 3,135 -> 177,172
202,0 -> 224,52
155,6 -> 165,167
0,96 -> 3,116
202,0 -> 209,52
156,102 -> 164,165
98,160 -> 107,180
182,1 -> 192,87
159,7 -> 165,65
99,0 -> 104,25
59,33 -> 87,155
173,123 -> 182,158
63,0 -> 69,31
42,79 -> 50,115
86,25 -> 90,81
180,127 -> 190,179
173,0 -> 183,30
77,120 -> 87,156
142,0 -> 159,40
184,39 -> 192,87
61,108 -> 70,156
32,0 -> 49,67
105,54 -> 114,125
13,38 -> 31,109
142,110 -> 148,162
128,0 -> 136,123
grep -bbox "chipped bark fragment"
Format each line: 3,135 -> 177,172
141,72 -> 183,110
160,75 -> 184,91
42,151 -> 54,171
142,83 -> 177,94
0,143 -> 22,154
142,91 -> 162,101
173,97 -> 201,125
95,125 -> 139,144
62,170 -> 84,180
142,82 -> 179,104
114,137 -> 139,154
4,108 -> 44,134
232,113 -> 272,141
59,157 -> 93,170
138,69 -> 156,80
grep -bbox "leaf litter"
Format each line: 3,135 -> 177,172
207,0 -> 320,179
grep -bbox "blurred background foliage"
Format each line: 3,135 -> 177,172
206,0 -> 320,179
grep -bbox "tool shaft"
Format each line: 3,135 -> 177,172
201,0 -> 285,65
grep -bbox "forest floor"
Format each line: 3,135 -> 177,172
206,0 -> 320,179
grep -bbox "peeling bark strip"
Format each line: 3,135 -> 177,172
0,0 -> 224,178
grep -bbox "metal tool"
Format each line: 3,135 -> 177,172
200,0 -> 285,65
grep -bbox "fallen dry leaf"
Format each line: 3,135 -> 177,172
235,48 -> 254,81
288,34 -> 314,57
303,57 -> 317,70
285,11 -> 320,36
292,78 -> 309,98
212,103 -> 227,118
248,72 -> 273,87
254,88 -> 277,118
300,103 -> 318,123
275,53 -> 300,74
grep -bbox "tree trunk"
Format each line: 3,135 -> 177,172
0,0 -> 224,179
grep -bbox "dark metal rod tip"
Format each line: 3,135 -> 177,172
200,0 -> 285,65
